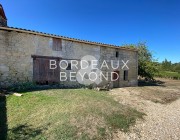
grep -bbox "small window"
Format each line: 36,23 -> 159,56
124,70 -> 128,81
66,63 -> 71,70
52,38 -> 62,51
116,51 -> 119,57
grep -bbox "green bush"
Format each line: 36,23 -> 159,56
8,82 -> 38,92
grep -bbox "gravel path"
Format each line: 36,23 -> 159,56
110,87 -> 180,140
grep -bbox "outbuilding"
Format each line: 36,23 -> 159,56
0,4 -> 138,88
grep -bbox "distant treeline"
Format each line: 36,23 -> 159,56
123,43 -> 180,80
155,59 -> 180,79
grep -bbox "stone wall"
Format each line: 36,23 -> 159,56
99,46 -> 138,87
0,29 -> 138,88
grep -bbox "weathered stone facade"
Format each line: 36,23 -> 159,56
0,27 -> 138,88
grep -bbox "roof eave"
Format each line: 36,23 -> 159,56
0,26 -> 138,52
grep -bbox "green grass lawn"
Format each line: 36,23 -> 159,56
1,89 -> 144,140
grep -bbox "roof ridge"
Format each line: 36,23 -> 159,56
0,26 -> 138,52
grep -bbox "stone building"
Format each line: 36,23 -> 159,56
0,4 -> 138,88
0,4 -> 7,27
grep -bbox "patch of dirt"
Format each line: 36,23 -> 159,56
110,78 -> 180,140
137,86 -> 180,104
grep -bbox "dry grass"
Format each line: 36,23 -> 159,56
110,78 -> 180,140
137,78 -> 180,104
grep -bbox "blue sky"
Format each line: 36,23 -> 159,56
1,0 -> 180,63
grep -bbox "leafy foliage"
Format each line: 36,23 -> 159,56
161,59 -> 172,71
174,64 -> 180,73
155,71 -> 180,80
8,82 -> 37,92
123,43 -> 158,80
155,59 -> 180,79
161,59 -> 180,73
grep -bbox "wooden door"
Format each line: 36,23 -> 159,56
33,56 -> 60,84
113,71 -> 119,88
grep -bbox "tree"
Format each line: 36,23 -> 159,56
123,43 -> 158,80
161,59 -> 172,71
174,63 -> 180,73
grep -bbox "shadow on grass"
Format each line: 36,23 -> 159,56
8,124 -> 47,140
138,79 -> 165,87
0,91 -> 47,140
0,93 -> 7,140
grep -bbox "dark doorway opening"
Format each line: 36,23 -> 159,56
113,71 -> 119,88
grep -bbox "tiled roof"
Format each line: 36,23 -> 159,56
0,26 -> 137,52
